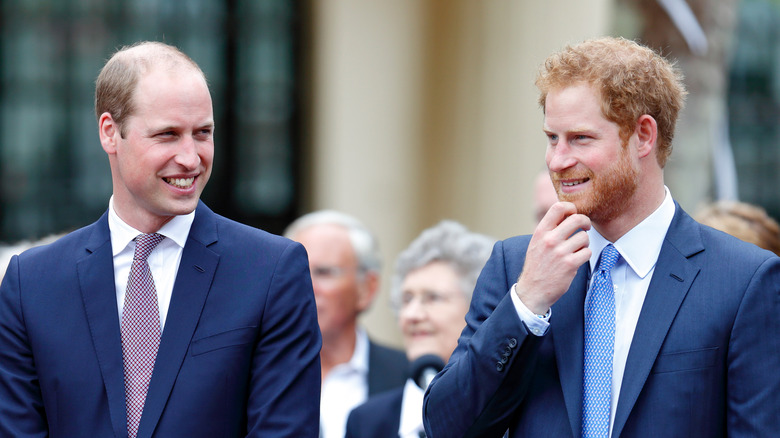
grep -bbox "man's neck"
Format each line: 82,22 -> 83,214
320,325 -> 358,379
594,183 -> 666,242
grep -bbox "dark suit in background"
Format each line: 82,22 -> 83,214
368,341 -> 409,396
342,341 -> 407,438
285,210 -> 409,438
346,387 -> 403,438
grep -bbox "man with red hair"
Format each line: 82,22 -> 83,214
424,37 -> 780,437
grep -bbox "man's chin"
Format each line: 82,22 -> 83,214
166,197 -> 200,216
558,195 -> 593,216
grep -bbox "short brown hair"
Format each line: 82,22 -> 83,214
94,41 -> 205,137
536,37 -> 687,167
695,201 -> 780,256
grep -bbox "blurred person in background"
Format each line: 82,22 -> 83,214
0,233 -> 65,280
694,200 -> 780,256
533,169 -> 559,224
285,211 -> 408,438
345,220 -> 494,438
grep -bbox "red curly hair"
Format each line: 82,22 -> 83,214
536,37 -> 687,167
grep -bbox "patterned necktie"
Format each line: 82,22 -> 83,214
121,233 -> 165,438
583,243 -> 620,438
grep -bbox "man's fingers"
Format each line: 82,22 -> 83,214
561,228 -> 590,254
537,202 -> 579,232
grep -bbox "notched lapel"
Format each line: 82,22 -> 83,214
137,204 -> 219,438
77,217 -> 129,438
612,209 -> 703,437
551,262 -> 590,438
136,239 -> 219,437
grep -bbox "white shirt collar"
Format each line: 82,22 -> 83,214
348,327 -> 370,375
587,186 -> 676,278
108,196 -> 195,256
398,378 -> 425,438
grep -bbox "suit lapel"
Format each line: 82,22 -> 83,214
77,213 -> 129,438
551,262 -> 590,438
611,207 -> 703,437
137,203 -> 220,438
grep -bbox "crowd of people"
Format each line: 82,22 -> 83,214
1,35 -> 779,438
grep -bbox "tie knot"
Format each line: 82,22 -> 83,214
133,233 -> 165,261
597,244 -> 619,273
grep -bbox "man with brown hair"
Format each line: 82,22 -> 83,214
424,37 -> 780,437
0,41 -> 321,437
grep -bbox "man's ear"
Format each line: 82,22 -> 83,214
98,112 -> 119,154
356,270 -> 380,313
635,114 -> 658,159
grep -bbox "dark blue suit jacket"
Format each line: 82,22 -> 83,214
345,386 -> 403,438
0,202 -> 322,437
368,341 -> 409,397
424,205 -> 780,437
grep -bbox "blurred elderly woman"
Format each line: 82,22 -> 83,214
345,220 -> 494,438
694,201 -> 780,256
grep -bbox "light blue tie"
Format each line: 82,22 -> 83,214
583,243 -> 620,438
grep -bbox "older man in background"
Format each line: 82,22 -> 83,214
285,211 -> 408,438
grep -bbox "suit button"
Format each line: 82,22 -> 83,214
508,338 -> 517,348
496,362 -> 504,372
504,346 -> 512,355
500,355 -> 509,364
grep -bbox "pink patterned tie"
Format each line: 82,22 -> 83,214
121,233 -> 165,438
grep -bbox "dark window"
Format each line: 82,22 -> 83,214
0,0 -> 304,242
728,0 -> 780,219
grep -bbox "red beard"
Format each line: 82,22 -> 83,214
551,148 -> 639,223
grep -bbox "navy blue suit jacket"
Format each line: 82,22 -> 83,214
368,341 -> 409,397
0,202 -> 322,437
345,386 -> 403,438
424,205 -> 780,437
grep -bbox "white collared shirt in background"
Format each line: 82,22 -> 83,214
320,328 -> 369,438
398,378 -> 426,438
108,196 -> 194,330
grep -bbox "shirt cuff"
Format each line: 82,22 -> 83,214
510,284 -> 551,336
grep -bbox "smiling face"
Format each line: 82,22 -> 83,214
399,261 -> 470,362
544,83 -> 640,225
99,66 -> 214,232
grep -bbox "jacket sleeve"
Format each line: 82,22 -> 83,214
726,255 -> 780,436
245,242 -> 322,437
422,238 -> 543,437
0,255 -> 49,437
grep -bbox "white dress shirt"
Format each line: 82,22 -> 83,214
512,187 -> 676,435
398,378 -> 426,438
320,328 -> 369,438
108,196 -> 195,330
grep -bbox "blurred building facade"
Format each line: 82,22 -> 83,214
0,1 -> 304,241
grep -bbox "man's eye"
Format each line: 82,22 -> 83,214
312,266 -> 344,278
312,267 -> 331,276
422,291 -> 445,304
